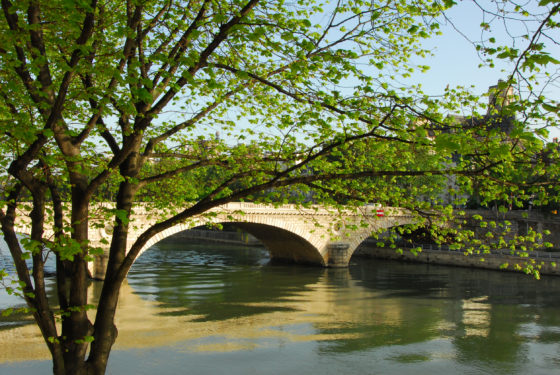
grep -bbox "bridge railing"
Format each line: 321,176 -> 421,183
216,202 -> 409,217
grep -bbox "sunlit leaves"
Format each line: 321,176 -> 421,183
2,4 -> 560,371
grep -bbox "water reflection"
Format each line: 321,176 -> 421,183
0,237 -> 560,375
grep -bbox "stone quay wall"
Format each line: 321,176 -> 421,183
355,239 -> 560,276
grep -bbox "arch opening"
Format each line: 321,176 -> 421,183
349,222 -> 432,262
135,222 -> 325,267
231,223 -> 325,266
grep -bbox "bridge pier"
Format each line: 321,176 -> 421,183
327,243 -> 351,267
89,254 -> 109,280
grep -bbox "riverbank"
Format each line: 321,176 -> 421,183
354,239 -> 560,276
169,229 -> 560,276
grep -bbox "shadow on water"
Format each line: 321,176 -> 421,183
349,257 -> 560,306
127,237 -> 560,373
340,257 -> 560,373
2,235 -> 560,375
127,237 -> 326,322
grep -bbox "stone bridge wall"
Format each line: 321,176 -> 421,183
13,204 -> 560,280
12,203 -> 414,279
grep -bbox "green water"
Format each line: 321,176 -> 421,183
1,237 -> 560,374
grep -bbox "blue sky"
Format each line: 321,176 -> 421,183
416,1 -> 559,93
408,0 -> 560,139
167,1 -> 560,143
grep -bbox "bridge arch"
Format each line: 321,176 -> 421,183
135,214 -> 331,266
134,207 -> 417,269
138,222 -> 326,266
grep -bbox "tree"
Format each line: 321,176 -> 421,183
0,0 -> 559,374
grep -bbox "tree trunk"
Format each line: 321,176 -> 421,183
57,178 -> 94,374
86,153 -> 141,374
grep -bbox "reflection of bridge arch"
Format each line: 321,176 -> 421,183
13,203 -> 415,279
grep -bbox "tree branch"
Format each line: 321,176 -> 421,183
144,0 -> 260,125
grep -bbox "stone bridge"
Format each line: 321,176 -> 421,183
13,203 -> 415,279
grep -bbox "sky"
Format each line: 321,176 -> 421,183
161,1 -> 560,143
404,0 -> 560,139
414,1 -> 559,93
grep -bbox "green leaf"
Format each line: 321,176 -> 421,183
542,103 -> 560,113
115,209 -> 130,225
1,308 -> 13,317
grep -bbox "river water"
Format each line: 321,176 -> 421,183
1,237 -> 560,374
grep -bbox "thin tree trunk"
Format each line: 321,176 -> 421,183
1,184 -> 68,373
30,187 -> 68,374
59,178 -> 94,374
